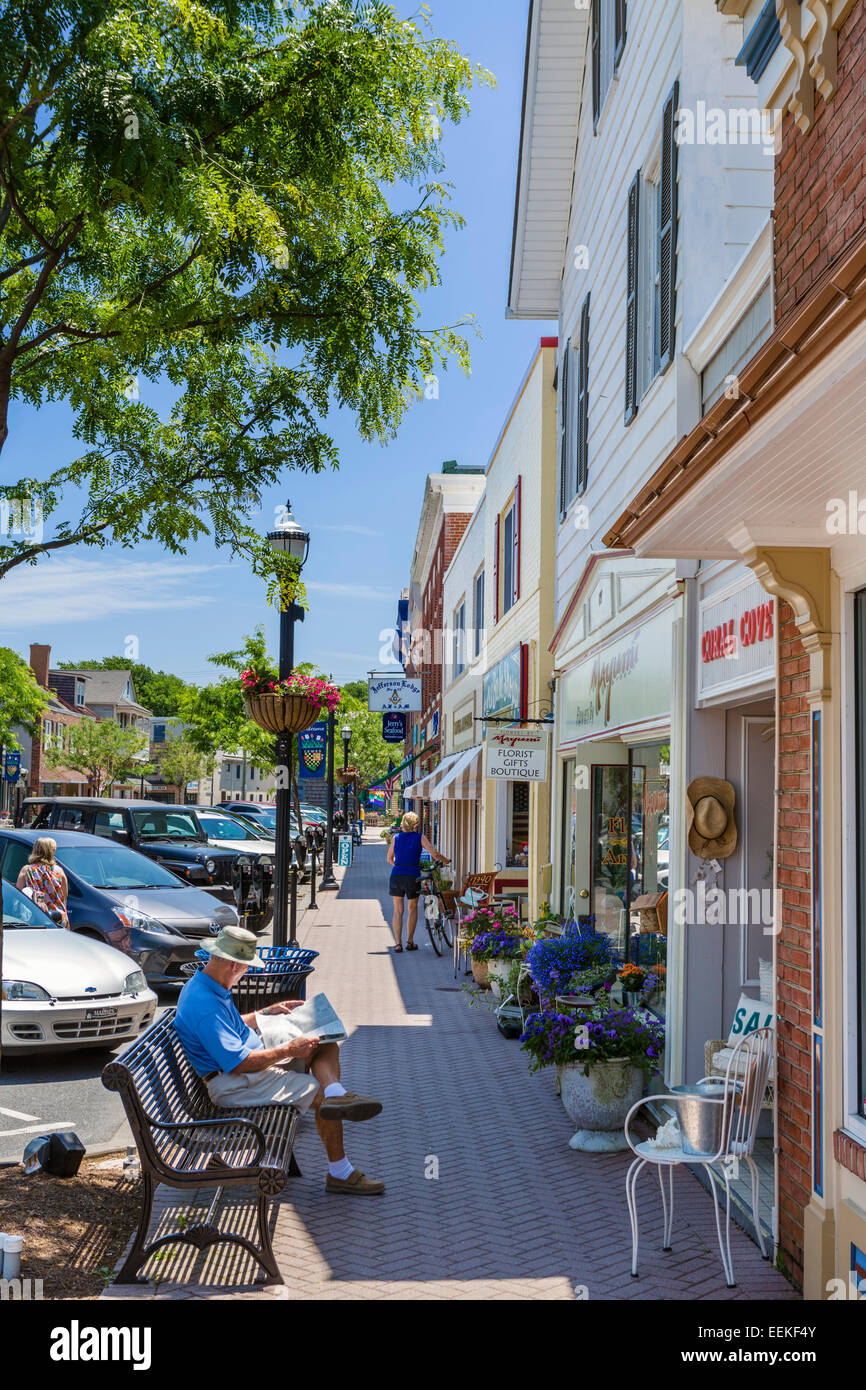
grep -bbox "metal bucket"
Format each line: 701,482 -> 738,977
671,1081 -> 727,1156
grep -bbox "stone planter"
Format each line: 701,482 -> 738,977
244,693 -> 321,735
558,1059 -> 644,1153
470,958 -> 490,988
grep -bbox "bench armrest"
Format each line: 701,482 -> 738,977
149,1115 -> 268,1166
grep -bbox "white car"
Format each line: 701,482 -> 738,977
1,882 -> 157,1053
195,810 -> 276,861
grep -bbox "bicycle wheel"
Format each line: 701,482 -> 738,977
426,916 -> 444,955
438,906 -> 454,949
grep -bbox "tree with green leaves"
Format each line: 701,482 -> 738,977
155,734 -> 216,804
0,0 -> 486,597
50,717 -> 151,795
0,646 -> 47,752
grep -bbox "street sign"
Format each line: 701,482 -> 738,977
368,677 -> 422,713
3,751 -> 21,782
484,730 -> 549,782
382,712 -> 407,743
337,835 -> 353,867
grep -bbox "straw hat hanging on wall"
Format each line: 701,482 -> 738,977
686,777 -> 737,859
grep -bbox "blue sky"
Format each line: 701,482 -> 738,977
0,0 -> 554,689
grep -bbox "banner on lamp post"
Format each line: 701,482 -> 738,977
298,722 -> 327,779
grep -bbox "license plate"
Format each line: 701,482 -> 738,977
86,1007 -> 118,1020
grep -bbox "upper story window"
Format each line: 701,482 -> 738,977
592,0 -> 627,131
625,81 -> 679,424
495,480 -> 522,623
559,296 -> 591,515
153,724 -> 166,744
453,601 -> 467,680
75,680 -> 85,707
474,569 -> 485,658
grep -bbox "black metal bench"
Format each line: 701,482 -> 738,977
102,1010 -> 302,1286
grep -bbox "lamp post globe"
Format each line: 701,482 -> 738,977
269,500 -> 310,949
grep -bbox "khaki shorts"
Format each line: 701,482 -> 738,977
206,1060 -> 320,1113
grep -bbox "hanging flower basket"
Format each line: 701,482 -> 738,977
244,693 -> 322,735
240,665 -> 341,735
335,766 -> 359,785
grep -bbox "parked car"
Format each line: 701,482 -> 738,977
216,801 -> 277,833
0,830 -> 239,988
19,798 -> 237,903
1,879 -> 158,1053
195,810 -> 276,867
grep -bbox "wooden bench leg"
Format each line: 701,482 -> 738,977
115,1170 -> 155,1284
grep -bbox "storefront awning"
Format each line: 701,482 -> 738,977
404,749 -> 464,801
427,745 -> 482,801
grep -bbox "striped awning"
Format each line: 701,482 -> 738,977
428,745 -> 482,801
404,750 -> 464,801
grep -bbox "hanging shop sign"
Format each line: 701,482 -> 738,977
560,606 -> 675,742
298,721 -> 327,779
697,574 -> 776,703
382,712 -> 407,744
485,730 -> 549,782
367,676 -> 422,713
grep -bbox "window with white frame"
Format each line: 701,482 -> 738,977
637,148 -> 662,400
474,569 -> 485,658
502,505 -> 516,616
453,601 -> 466,679
592,0 -> 627,130
75,680 -> 85,706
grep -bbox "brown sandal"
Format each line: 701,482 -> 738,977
393,944 -> 403,953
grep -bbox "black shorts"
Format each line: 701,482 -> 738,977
389,872 -> 421,900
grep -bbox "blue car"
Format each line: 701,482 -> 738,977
0,830 -> 239,989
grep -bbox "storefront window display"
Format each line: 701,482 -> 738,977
562,742 -> 670,1016
506,782 -> 530,867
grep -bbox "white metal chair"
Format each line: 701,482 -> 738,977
624,1026 -> 774,1288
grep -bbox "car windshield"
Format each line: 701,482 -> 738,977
199,815 -> 256,841
131,809 -> 204,841
59,843 -> 184,890
1,880 -> 59,929
234,813 -> 277,835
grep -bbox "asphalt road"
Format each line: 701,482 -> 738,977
0,992 -> 176,1164
0,873 -> 320,1164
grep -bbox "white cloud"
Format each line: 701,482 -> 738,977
0,557 -> 220,628
306,581 -> 392,601
317,524 -> 384,537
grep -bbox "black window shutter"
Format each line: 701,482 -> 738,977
576,294 -> 591,496
624,170 -> 640,425
658,78 -> 680,374
591,0 -> 601,131
559,341 -> 571,514
614,0 -> 627,71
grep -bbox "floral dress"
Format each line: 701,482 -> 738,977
20,862 -> 69,927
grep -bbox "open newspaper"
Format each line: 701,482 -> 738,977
256,993 -> 347,1047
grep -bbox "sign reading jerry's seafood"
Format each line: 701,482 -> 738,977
560,606 -> 675,742
485,730 -> 549,782
367,676 -> 423,713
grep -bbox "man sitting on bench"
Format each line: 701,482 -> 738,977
175,925 -> 384,1197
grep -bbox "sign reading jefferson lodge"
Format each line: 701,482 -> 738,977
367,676 -> 422,713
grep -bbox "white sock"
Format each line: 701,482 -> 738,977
324,1082 -> 347,1098
328,1157 -> 354,1180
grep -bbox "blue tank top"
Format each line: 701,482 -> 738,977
393,831 -> 423,873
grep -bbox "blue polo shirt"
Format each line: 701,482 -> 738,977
174,969 -> 263,1077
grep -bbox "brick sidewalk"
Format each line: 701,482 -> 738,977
103,837 -> 799,1302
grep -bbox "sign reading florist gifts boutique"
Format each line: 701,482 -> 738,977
485,730 -> 549,782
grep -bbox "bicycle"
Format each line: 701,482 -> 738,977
419,871 -> 454,956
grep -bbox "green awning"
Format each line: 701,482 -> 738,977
362,748 -> 427,793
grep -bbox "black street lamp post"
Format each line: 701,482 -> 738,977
268,502 -> 310,949
319,709 -> 338,891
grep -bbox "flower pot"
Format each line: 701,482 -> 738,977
555,994 -> 597,1016
244,693 -> 321,735
471,959 -> 491,988
335,767 -> 358,785
557,1059 -> 644,1153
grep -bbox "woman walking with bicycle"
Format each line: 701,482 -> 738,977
386,811 -> 448,953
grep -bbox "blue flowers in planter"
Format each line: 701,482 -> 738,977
526,922 -> 621,1001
